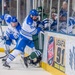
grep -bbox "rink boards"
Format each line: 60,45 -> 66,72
41,31 -> 75,75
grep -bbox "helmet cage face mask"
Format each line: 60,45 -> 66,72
30,15 -> 38,21
11,16 -> 18,27
29,9 -> 39,21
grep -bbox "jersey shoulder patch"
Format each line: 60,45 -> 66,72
26,16 -> 33,25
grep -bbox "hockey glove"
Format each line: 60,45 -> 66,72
1,36 -> 9,40
38,23 -> 45,31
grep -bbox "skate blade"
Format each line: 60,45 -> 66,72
29,63 -> 40,68
20,58 -> 28,68
3,66 -> 11,70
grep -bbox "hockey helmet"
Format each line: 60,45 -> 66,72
29,9 -> 38,16
37,6 -> 42,12
11,16 -> 17,23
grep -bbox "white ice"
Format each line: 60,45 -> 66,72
0,52 -> 51,75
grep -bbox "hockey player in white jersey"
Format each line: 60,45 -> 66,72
3,9 -> 44,68
23,18 -> 49,66
0,15 -> 21,61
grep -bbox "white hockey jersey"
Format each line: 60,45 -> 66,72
4,22 -> 21,41
20,15 -> 41,40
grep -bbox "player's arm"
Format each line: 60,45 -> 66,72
29,21 -> 45,35
5,27 -> 19,40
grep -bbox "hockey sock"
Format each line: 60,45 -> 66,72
29,52 -> 37,59
5,50 -> 10,55
6,49 -> 21,64
6,54 -> 15,64
29,50 -> 42,59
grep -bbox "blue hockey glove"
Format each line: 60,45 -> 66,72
1,36 -> 9,40
37,21 -> 41,27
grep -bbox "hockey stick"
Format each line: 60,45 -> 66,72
0,22 -> 10,59
0,48 -> 14,59
0,54 -> 7,59
0,23 -> 6,58
0,36 -> 3,43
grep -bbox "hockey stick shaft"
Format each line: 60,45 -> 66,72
0,48 -> 15,59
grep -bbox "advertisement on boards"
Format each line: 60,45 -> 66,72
47,36 -> 54,66
44,31 -> 75,75
54,38 -> 65,72
66,40 -> 75,75
47,36 -> 65,72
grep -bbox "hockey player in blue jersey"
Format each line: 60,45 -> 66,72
3,9 -> 44,68
0,15 -> 21,61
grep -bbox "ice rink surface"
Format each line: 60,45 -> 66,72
0,52 -> 51,75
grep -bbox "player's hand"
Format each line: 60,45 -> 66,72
1,36 -> 8,40
38,24 -> 44,31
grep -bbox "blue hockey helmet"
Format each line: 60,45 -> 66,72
11,16 -> 17,23
29,9 -> 38,16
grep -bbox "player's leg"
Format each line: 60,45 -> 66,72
3,37 -> 27,68
16,37 -> 30,67
4,39 -> 12,55
29,50 -> 42,65
24,40 -> 42,66
3,49 -> 22,68
27,40 -> 39,59
25,50 -> 42,66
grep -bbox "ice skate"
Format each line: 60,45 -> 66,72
2,58 -> 6,61
23,57 -> 28,68
3,62 -> 10,68
2,55 -> 8,62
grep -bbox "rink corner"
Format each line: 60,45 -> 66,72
0,48 -> 4,52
